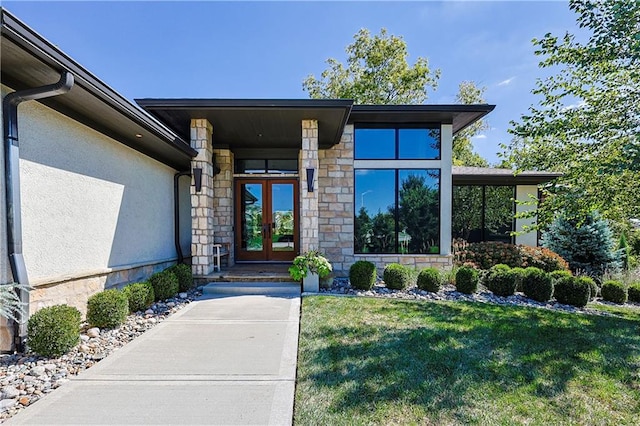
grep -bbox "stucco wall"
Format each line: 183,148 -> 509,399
515,184 -> 539,247
6,85 -> 181,284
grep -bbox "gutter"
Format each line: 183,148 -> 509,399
3,71 -> 74,349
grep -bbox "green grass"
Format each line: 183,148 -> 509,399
295,296 -> 640,425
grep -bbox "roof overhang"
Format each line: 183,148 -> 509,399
349,104 -> 496,135
452,166 -> 561,185
1,8 -> 195,170
136,98 -> 354,152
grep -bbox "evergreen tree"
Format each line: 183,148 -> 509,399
542,212 -> 621,280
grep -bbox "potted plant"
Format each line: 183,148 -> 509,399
289,250 -> 332,292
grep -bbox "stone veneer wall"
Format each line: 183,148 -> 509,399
28,259 -> 175,318
212,148 -> 235,265
190,119 -> 216,275
300,120 -> 319,252
318,124 -> 355,273
318,124 -> 453,275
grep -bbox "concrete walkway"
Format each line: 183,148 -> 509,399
7,288 -> 301,425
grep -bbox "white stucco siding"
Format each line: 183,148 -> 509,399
14,92 -> 181,283
178,175 -> 192,255
515,184 -> 539,247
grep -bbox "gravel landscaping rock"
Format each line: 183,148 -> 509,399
0,287 -> 202,421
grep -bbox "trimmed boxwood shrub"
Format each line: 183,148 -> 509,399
577,276 -> 598,300
554,276 -> 590,307
87,289 -> 129,329
628,282 -> 640,303
522,267 -> 554,303
455,266 -> 479,294
27,305 -> 81,357
549,270 -> 573,282
486,264 -> 517,296
122,282 -> 155,313
349,261 -> 376,290
149,271 -> 179,301
383,263 -> 412,290
168,264 -> 193,292
601,280 -> 628,304
509,267 -> 527,292
417,267 -> 442,293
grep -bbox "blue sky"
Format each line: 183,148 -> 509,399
4,1 -> 581,164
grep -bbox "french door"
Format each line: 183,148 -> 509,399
235,179 -> 298,262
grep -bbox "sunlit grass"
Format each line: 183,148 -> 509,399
295,297 -> 640,425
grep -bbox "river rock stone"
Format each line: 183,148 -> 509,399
87,328 -> 100,338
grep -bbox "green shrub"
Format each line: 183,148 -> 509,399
168,264 -> 193,292
509,267 -> 527,292
577,276 -> 598,300
549,270 -> 573,282
417,268 -> 442,292
486,264 -> 517,296
87,290 -> 129,329
349,261 -> 377,290
628,282 -> 640,303
383,263 -> 412,290
455,266 -> 479,294
601,280 -> 628,304
149,271 -> 179,301
122,282 -> 154,313
27,305 -> 81,357
522,267 -> 554,303
554,276 -> 590,307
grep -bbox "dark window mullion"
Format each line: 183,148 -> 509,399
481,186 -> 486,242
395,169 -> 400,254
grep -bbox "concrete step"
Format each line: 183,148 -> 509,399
202,281 -> 301,296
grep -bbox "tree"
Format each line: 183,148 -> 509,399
504,0 -> 640,226
453,81 -> 489,167
398,174 -> 439,253
303,28 -> 440,104
542,212 -> 621,280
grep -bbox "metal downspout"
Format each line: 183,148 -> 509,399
174,171 -> 190,264
3,72 -> 74,348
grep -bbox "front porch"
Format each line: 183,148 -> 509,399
194,263 -> 294,284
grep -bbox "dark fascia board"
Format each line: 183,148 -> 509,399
1,8 -> 196,161
348,104 -> 496,134
136,98 -> 355,110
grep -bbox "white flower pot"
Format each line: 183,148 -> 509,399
303,272 -> 319,292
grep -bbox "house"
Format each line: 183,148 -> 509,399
0,9 -> 558,350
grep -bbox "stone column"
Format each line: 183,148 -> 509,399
300,120 -> 319,253
212,148 -> 235,265
190,119 -> 215,275
440,124 -> 453,256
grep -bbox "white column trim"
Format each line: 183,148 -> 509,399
440,124 -> 453,255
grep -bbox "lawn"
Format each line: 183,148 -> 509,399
294,296 -> 640,425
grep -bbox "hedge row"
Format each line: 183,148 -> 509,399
27,263 -> 193,357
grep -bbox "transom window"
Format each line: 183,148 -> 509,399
452,185 -> 515,243
235,159 -> 298,174
354,125 -> 440,160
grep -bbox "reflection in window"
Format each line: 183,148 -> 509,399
398,129 -> 440,159
452,185 -> 514,243
355,169 -> 440,254
355,126 -> 440,160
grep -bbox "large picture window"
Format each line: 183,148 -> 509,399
355,169 -> 440,254
452,185 -> 515,243
355,126 -> 440,160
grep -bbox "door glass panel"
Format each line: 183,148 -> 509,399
271,183 -> 294,252
241,183 -> 263,251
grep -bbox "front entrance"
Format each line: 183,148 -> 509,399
235,179 -> 298,262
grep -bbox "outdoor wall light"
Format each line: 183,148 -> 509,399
193,167 -> 203,192
306,168 -> 315,192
